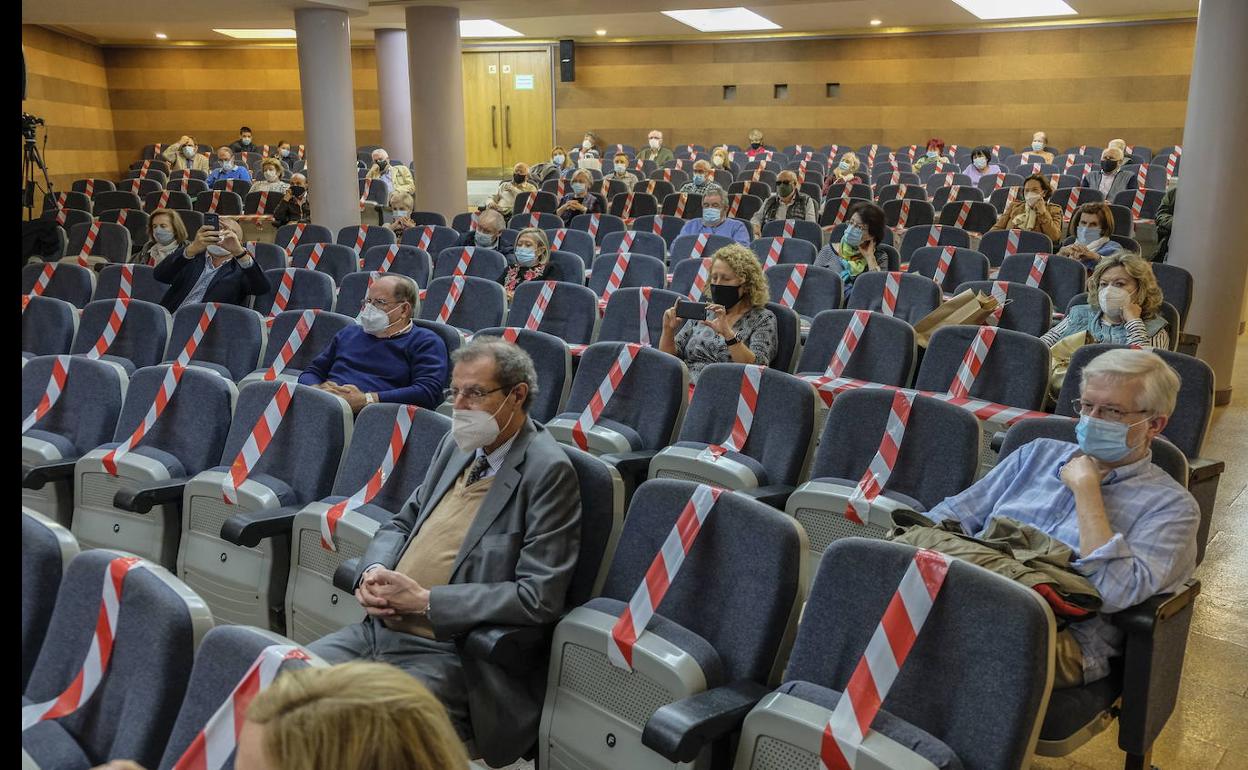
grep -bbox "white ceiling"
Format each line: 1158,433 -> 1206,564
23,0 -> 1197,44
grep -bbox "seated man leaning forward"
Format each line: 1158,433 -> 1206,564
297,274 -> 449,412
309,336 -> 582,755
923,348 -> 1198,688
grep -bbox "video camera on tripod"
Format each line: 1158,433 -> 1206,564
22,112 -> 45,141
22,111 -> 51,218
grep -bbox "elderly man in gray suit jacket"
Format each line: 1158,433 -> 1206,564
309,336 -> 581,763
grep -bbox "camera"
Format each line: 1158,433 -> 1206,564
22,112 -> 45,142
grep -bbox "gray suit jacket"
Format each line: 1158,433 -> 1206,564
358,417 -> 581,763
1082,168 -> 1133,200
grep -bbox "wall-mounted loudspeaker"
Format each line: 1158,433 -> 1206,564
559,39 -> 575,82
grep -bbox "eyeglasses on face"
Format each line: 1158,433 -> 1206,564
1071,399 -> 1150,422
443,384 -> 513,403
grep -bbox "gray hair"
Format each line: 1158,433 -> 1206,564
701,185 -> 727,206
1079,348 -> 1181,416
476,208 -> 505,232
386,274 -> 418,317
452,336 -> 539,410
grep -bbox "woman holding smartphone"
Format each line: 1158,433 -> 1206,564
660,243 -> 777,384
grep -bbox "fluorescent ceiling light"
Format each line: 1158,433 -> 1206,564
213,28 -> 297,39
869,19 -> 882,26
949,0 -> 1077,20
154,32 -> 168,39
661,7 -> 780,32
459,20 -> 523,38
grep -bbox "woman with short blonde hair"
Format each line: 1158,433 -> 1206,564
384,190 -> 417,238
250,157 -> 289,194
1041,252 -> 1170,349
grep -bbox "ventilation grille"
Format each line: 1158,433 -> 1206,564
297,526 -> 364,576
557,642 -> 673,728
188,494 -> 267,555
793,505 -> 888,553
79,472 -> 125,510
752,735 -> 820,770
652,467 -> 720,486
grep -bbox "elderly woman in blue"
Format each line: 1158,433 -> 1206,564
1042,253 -> 1170,349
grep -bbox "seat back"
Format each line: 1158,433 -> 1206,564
759,219 -> 823,249
630,214 -> 687,249
243,190 -> 284,216
72,178 -> 116,197
846,271 -> 942,325
975,172 -> 1025,198
509,211 -> 564,231
897,225 -> 972,264
399,224 -> 460,258
21,511 -> 79,691
505,281 -> 599,345
22,263 -> 97,308
70,298 -> 172,370
164,302 -> 266,382
998,252 -> 1086,310
767,301 -> 802,373
542,228 -> 596,264
954,280 -> 1053,338
67,221 -> 132,264
289,243 -> 358,285
94,264 -> 169,304
749,236 -> 818,267
881,198 -> 936,229
327,404 -> 452,512
253,268 -> 335,318
653,167 -> 691,188
765,264 -> 842,320
560,343 -> 687,451
418,276 -> 506,332
336,224 -> 396,253
930,184 -> 985,211
23,355 -> 127,456
274,223 -> 334,251
1151,263 -> 1193,326
474,327 -> 571,423
917,325 -> 1050,410
607,191 -> 659,219
570,213 -> 626,245
359,244 -> 432,286
976,229 -> 1054,267
587,253 -> 667,299
544,250 -> 586,285
93,190 -> 144,214
244,241 -> 288,274
782,538 -> 1053,770
256,310 -> 354,376
906,246 -> 989,292
210,178 -> 251,199
191,190 -> 244,215
22,296 -> 78,357
414,319 -> 462,364
936,200 -> 999,234
433,245 -> 507,281
597,286 -> 682,346
600,230 -> 667,261
668,233 -> 736,269
796,309 -> 916,386
97,208 -> 150,254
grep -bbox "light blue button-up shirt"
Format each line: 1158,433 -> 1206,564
926,437 -> 1198,684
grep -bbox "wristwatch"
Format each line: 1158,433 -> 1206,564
724,336 -> 741,347
365,392 -> 377,405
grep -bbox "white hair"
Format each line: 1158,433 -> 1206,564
1080,348 -> 1181,416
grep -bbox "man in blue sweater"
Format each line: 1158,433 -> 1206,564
205,146 -> 253,187
298,275 -> 449,411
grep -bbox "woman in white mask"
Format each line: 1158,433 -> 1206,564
1041,252 -> 1170,349
249,158 -> 289,195
131,208 -> 188,266
383,190 -> 417,239
988,173 -> 1063,243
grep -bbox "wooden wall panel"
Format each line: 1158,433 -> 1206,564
554,21 -> 1196,155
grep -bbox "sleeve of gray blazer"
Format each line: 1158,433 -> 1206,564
429,451 -> 582,638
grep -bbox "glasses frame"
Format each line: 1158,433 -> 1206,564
1071,399 -> 1152,422
443,383 -> 514,404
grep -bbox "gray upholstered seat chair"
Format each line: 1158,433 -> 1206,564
997,252 -> 1087,312
598,286 -> 682,346
846,271 -> 942,325
474,327 -> 572,423
253,268 -> 335,319
571,212 -> 627,246
289,243 -> 358,286
399,223 -> 461,258
748,236 -> 817,267
22,263 -> 96,308
163,302 -> 266,382
419,276 -> 506,333
668,233 -> 736,270
241,309 -> 355,386
977,229 -> 1054,267
433,245 -> 507,281
955,280 -> 1054,338
907,246 -> 990,293
336,223 -> 395,254
588,253 -> 667,304
274,223 -> 333,252
504,280 -> 599,345
916,325 -> 1050,412
600,230 -> 668,262
360,243 -> 432,286
21,510 -> 79,691
542,227 -> 596,265
22,295 -> 78,357
795,309 -> 916,386
94,263 -> 170,304
897,224 -> 972,264
759,218 -> 823,250
70,298 -> 172,373
765,264 -> 842,330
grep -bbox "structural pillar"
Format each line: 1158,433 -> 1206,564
405,6 -> 467,219
375,28 -> 414,162
294,7 -> 359,236
1170,0 -> 1248,403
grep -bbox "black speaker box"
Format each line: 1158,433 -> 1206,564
559,39 -> 575,82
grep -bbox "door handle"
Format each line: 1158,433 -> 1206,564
491,106 -> 498,148
505,105 -> 512,148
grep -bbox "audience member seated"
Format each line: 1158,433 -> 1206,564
154,218 -> 270,312
271,174 -> 310,228
250,158 -> 289,195
660,243 -> 777,383
299,274 -> 449,411
990,172 -> 1063,242
1082,146 -> 1132,198
912,136 -> 950,170
638,129 -> 674,165
711,145 -> 730,171
1041,253 -> 1170,349
484,162 -> 536,217
366,148 -> 415,197
384,191 -> 417,240
131,207 -> 188,267
206,146 -> 253,187
309,336 -> 581,748
458,208 -> 513,258
815,200 -> 886,301
162,135 -> 209,173
554,168 -> 605,226
1059,202 -> 1125,267
605,152 -> 639,190
1152,183 -> 1176,263
677,186 -> 748,245
1025,130 -> 1055,163
275,139 -> 294,162
501,227 -> 552,302
678,159 -> 718,195
1107,138 -> 1137,166
744,128 -> 767,159
751,168 -> 817,237
825,151 -> 861,195
963,144 -> 1003,183
529,145 -> 571,185
228,125 -> 258,156
91,661 -> 470,770
922,348 -> 1196,688
579,130 -> 606,160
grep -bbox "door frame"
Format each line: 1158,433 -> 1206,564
462,43 -> 556,150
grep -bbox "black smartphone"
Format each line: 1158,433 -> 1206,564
675,300 -> 709,320
202,213 -> 220,231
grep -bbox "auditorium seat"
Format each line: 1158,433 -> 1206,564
254,268 -> 336,319
765,264 -> 842,328
955,280 -> 1054,338
882,197 -> 935,229
589,253 -> 667,306
241,309 -> 355,385
846,271 -> 941,325
504,280 -> 599,345
907,245 -> 990,292
433,245 -> 506,281
668,256 -> 712,298
542,227 -> 596,265
795,309 -> 916,386
192,190 -> 244,215
275,223 -> 334,251
668,233 -> 735,269
475,327 -> 572,422
976,171 -> 1025,198
166,178 -> 209,197
358,243 -> 432,285
508,211 -> 563,231
998,252 -> 1087,311
420,275 -> 506,333
767,300 -> 802,372
598,286 -> 682,346
977,229 -> 1054,267
917,325 -> 1050,412
929,184 -> 985,212
21,510 -> 79,692
660,193 -> 703,220
936,200 -> 998,233
69,298 -> 171,373
897,224 -> 971,264
399,223 -> 460,257
336,224 -> 396,254
71,178 -> 115,198
748,236 -> 816,267
145,190 -> 193,213
546,249 -> 587,285
66,220 -> 132,265
22,262 -> 96,308
290,243 -> 358,285
630,214 -> 686,250
600,230 -> 668,261
245,241 -> 288,273
22,296 -> 78,358
164,302 -> 266,383
608,191 -> 659,219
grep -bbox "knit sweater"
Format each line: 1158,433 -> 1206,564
298,324 -> 449,408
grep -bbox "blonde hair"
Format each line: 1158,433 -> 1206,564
551,146 -> 572,169
1080,348 -> 1181,416
515,227 -> 550,264
1087,252 -> 1164,318
838,152 -> 860,173
246,662 -> 469,770
711,147 -> 729,165
747,128 -> 764,143
388,191 -> 415,210
260,158 -> 283,176
711,243 -> 769,308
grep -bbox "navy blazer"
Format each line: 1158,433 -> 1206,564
154,246 -> 271,313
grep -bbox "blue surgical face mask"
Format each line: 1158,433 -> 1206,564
842,224 -> 864,247
837,161 -> 850,172
475,231 -> 497,248
553,154 -> 566,165
973,156 -> 988,169
702,207 -> 721,224
1076,226 -> 1101,245
1032,141 -> 1045,151
571,182 -> 586,195
692,173 -> 705,185
926,149 -> 938,158
515,246 -> 537,266
1075,414 -> 1147,462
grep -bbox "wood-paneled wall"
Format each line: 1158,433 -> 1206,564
22,25 -> 121,213
555,21 -> 1195,154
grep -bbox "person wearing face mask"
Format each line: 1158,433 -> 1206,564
206,146 -> 253,187
1024,130 -> 1055,164
309,336 -> 580,755
815,201 -> 886,301
677,187 -> 749,245
154,218 -> 270,312
130,208 -> 188,267
923,348 -> 1196,688
161,135 -> 210,173
824,151 -> 861,195
274,139 -> 293,163
272,173 -> 310,228
366,148 -> 416,197
529,145 -> 573,184
1042,252 -> 1170,349
228,126 -> 258,156
579,131 -> 605,158
660,243 -> 777,384
1106,138 -> 1138,167
250,158 -> 289,194
384,190 -> 417,239
962,145 -> 1002,184
1081,147 -> 1131,199
711,146 -> 732,174
744,128 -> 767,159
554,169 -> 605,226
1151,182 -> 1177,263
1059,202 -> 1125,268
606,152 -> 639,190
990,173 -> 1063,242
912,137 -> 950,171
455,208 -> 514,259
637,130 -> 674,165
484,162 -> 537,217
499,227 -> 552,301
750,169 -> 817,238
678,159 -> 718,195
298,274 -> 449,412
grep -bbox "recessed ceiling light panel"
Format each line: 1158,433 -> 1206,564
213,29 -> 298,39
459,20 -> 523,38
950,0 -> 1077,20
661,7 -> 781,32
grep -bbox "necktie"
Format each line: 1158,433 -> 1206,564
466,455 -> 491,486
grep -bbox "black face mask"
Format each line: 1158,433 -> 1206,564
290,185 -> 306,198
513,173 -> 527,184
777,182 -> 795,197
1101,159 -> 1119,173
749,142 -> 762,150
376,159 -> 389,170
710,283 -> 742,308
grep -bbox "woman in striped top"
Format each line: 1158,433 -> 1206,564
1042,252 -> 1170,349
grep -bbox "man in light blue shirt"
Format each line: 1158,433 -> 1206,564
925,348 -> 1198,687
678,186 -> 749,245
205,146 -> 253,187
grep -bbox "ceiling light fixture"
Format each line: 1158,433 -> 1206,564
459,20 -> 523,38
213,29 -> 297,39
661,7 -> 780,33
155,32 -> 168,39
949,0 -> 1076,20
869,19 -> 882,26
596,29 -> 607,36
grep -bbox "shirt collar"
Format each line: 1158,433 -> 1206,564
474,429 -> 519,475
1055,443 -> 1154,484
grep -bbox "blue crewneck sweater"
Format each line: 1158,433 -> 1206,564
298,324 -> 449,408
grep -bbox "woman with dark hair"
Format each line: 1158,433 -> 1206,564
815,201 -> 887,301
1059,202 -> 1124,268
989,173 -> 1063,243
913,137 -> 950,170
963,145 -> 1002,184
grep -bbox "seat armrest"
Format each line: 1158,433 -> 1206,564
642,680 -> 770,763
113,478 -> 189,513
1188,456 -> 1225,484
461,624 -> 552,673
990,430 -> 1007,453
333,558 -> 362,593
1110,580 -> 1201,635
736,484 -> 795,510
599,449 -> 658,480
22,459 -> 78,490
219,504 -> 305,547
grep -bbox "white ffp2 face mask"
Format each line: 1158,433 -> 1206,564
1098,285 -> 1130,318
451,394 -> 515,452
206,244 -> 232,258
356,302 -> 397,334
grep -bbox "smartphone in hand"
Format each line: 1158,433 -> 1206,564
203,213 -> 220,231
675,300 -> 709,321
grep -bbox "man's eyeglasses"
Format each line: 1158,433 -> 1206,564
443,384 -> 513,403
1071,399 -> 1150,422
363,298 -> 399,309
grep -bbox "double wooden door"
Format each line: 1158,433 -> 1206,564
462,50 -> 552,175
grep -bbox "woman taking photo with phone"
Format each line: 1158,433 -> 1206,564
660,243 -> 777,384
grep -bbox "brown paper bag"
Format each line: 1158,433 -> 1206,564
914,289 -> 1000,347
1048,330 -> 1092,396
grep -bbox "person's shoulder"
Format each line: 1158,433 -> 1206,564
406,324 -> 449,353
524,423 -> 577,472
